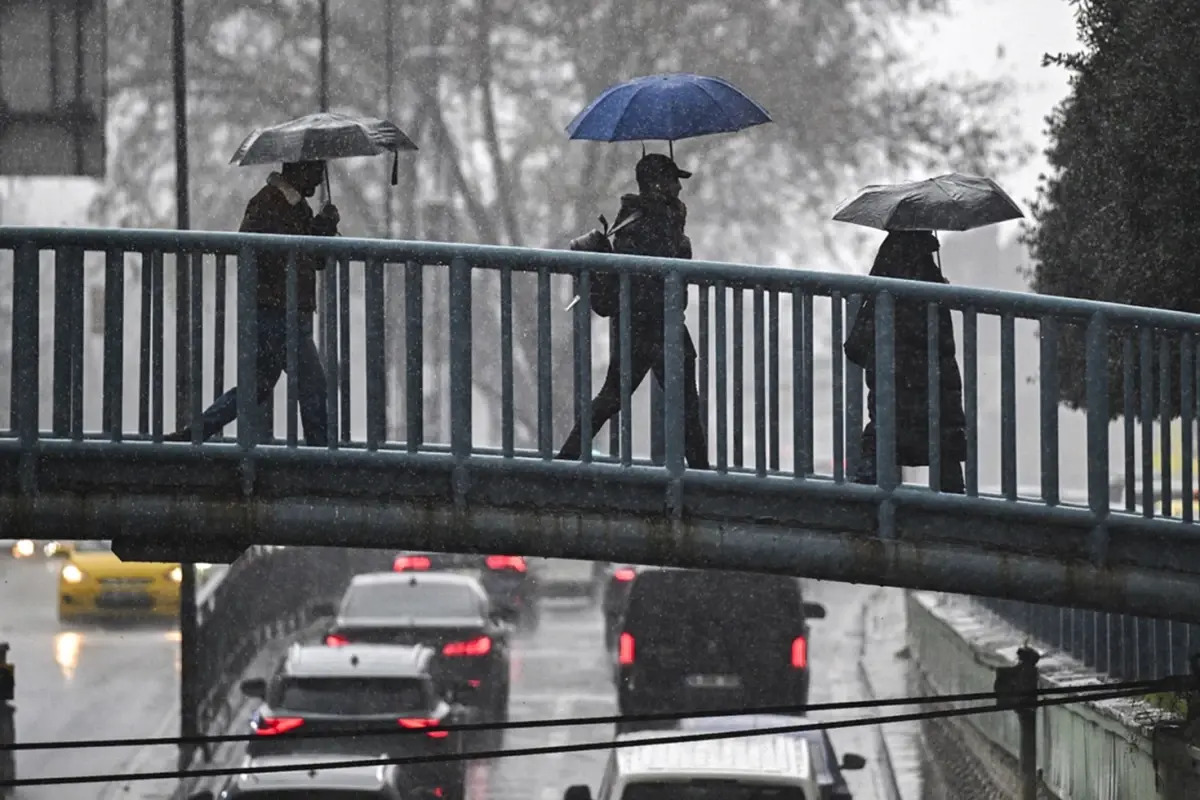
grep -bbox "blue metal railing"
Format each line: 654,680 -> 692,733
3,225 -> 1200,517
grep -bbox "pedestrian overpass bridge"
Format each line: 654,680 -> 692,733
4,226 -> 1200,623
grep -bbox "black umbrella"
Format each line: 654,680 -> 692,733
832,173 -> 1023,232
230,112 -> 418,187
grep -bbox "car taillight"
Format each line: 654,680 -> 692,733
442,635 -> 492,657
485,555 -> 526,572
613,568 -> 636,582
394,555 -> 432,571
398,717 -> 450,738
325,633 -> 349,647
254,716 -> 304,736
791,636 -> 807,669
618,632 -> 635,665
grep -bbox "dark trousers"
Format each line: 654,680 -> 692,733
558,324 -> 709,469
854,420 -> 965,493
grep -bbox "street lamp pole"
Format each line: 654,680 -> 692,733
170,0 -> 200,773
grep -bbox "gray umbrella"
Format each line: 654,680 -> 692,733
230,112 -> 418,185
832,173 -> 1023,232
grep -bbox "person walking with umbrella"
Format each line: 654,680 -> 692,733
843,231 -> 966,491
557,153 -> 709,468
833,172 -> 1025,492
168,159 -> 340,444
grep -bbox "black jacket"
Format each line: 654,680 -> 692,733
610,193 -> 691,327
240,178 -> 338,312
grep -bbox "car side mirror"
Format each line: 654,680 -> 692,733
188,792 -> 216,800
564,785 -> 592,800
240,678 -> 267,698
310,601 -> 337,618
840,752 -> 866,770
803,602 -> 827,619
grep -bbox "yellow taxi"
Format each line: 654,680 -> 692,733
57,540 -> 182,622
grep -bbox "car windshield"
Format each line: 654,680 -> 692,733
343,582 -> 481,618
622,781 -> 808,800
72,540 -> 112,553
274,677 -> 432,715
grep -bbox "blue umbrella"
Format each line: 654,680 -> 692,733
566,73 -> 771,144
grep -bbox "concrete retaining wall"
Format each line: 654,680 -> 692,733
906,591 -> 1200,800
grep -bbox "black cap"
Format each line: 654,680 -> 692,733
636,153 -> 692,185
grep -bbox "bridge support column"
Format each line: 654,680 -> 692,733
1,642 -> 15,790
995,645 -> 1040,800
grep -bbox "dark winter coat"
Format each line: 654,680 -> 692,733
845,232 -> 967,466
240,174 -> 338,312
609,192 -> 692,328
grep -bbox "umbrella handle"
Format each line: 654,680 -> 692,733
322,164 -> 332,205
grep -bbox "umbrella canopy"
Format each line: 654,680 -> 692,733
566,72 -> 771,143
230,112 -> 417,173
832,173 -> 1024,232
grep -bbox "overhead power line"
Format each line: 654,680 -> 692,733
0,679 -> 1182,790
0,675 -> 1172,754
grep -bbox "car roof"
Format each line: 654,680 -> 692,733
232,753 -> 394,792
281,643 -> 434,678
676,716 -> 837,782
349,571 -> 487,591
612,730 -> 814,782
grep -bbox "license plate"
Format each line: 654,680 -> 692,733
685,674 -> 741,689
97,591 -> 152,609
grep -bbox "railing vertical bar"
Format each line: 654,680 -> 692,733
1123,334 -> 1136,512
1086,314 -> 1111,529
189,252 -> 204,443
714,281 -> 728,473
831,292 -> 844,482
753,287 -> 766,477
926,303 -> 942,491
608,316 -> 619,457
151,250 -> 164,442
338,259 -> 352,444
732,288 -> 744,469
364,257 -> 386,451
67,248 -> 85,440
963,308 -> 978,496
11,243 -> 39,447
1001,312 -> 1016,500
874,292 -> 897,491
619,272 -> 633,467
664,270 -> 685,478
1140,326 -> 1154,516
576,271 -> 593,463
138,251 -> 151,435
404,261 -> 424,452
1182,334 -> 1194,523
52,249 -> 71,435
791,289 -> 805,480
322,256 -> 339,449
500,266 -> 514,458
213,254 -> 227,399
768,289 -> 780,473
537,267 -> 552,458
845,295 -> 864,479
449,257 -> 473,459
1159,334 -> 1172,516
1040,317 -> 1060,504
801,293 -> 815,476
235,248 -> 259,450
285,252 -> 300,448
103,249 -> 124,441
699,285 -> 710,454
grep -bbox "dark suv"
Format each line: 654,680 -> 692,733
240,643 -> 468,799
615,568 -> 826,722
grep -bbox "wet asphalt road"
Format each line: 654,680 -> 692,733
0,555 -> 910,800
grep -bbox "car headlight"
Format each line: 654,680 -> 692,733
61,564 -> 85,584
13,539 -> 34,558
169,566 -> 183,583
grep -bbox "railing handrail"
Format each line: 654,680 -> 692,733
4,225 -> 1200,332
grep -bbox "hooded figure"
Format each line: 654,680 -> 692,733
845,230 -> 967,492
556,153 -> 709,468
